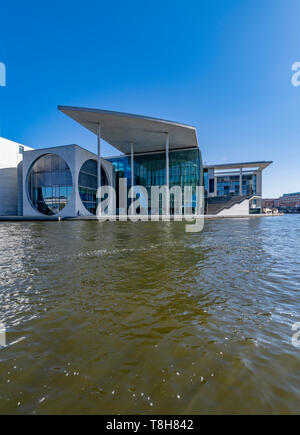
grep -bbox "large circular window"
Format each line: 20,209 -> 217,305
28,154 -> 72,215
78,160 -> 108,215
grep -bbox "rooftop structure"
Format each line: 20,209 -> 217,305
58,106 -> 198,154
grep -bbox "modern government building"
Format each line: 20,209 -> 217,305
0,106 -> 272,218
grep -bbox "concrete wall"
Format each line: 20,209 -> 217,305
22,144 -> 114,217
0,137 -> 32,216
216,199 -> 249,216
216,198 -> 250,216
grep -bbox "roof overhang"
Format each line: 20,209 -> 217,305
58,106 -> 199,154
204,161 -> 273,171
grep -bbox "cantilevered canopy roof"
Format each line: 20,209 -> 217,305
204,161 -> 273,171
58,106 -> 198,154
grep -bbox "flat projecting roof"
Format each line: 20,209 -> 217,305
204,161 -> 273,171
58,106 -> 199,154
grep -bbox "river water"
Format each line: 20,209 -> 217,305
0,215 -> 300,414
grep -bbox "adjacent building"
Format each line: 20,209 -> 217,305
0,106 -> 273,218
204,161 -> 272,215
0,137 -> 33,216
274,192 -> 300,208
262,193 -> 300,213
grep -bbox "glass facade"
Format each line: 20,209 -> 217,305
28,154 -> 72,215
216,175 -> 240,196
243,173 -> 256,196
107,148 -> 202,214
78,159 -> 108,215
216,174 -> 256,197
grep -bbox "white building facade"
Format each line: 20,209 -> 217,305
0,137 -> 33,216
22,144 -> 113,218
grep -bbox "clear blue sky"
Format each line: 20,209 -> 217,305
1,0 -> 300,197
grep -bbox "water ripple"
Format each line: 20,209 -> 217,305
0,217 -> 300,413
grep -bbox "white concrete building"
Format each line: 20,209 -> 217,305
22,144 -> 114,218
204,161 -> 272,215
0,137 -> 33,216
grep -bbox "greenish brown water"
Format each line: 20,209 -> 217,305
0,216 -> 300,414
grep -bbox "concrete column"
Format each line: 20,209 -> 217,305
239,168 -> 243,196
165,132 -> 169,215
256,170 -> 262,196
97,124 -> 101,211
130,142 -> 134,189
256,170 -> 262,210
214,174 -> 217,197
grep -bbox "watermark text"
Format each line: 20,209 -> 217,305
0,322 -> 6,347
0,62 -> 6,87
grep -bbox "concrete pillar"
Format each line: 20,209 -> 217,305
97,124 -> 101,211
214,175 -> 217,197
256,170 -> 262,210
165,132 -> 169,215
130,142 -> 134,189
256,170 -> 262,196
239,168 -> 243,196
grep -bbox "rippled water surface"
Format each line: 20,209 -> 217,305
0,216 -> 300,414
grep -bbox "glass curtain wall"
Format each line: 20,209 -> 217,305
216,175 -> 240,196
107,148 -> 202,214
216,174 -> 257,197
78,159 -> 108,215
28,154 -> 72,215
242,174 -> 256,196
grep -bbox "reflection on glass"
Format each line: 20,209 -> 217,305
78,160 -> 108,215
216,174 -> 257,197
107,148 -> 203,214
28,154 -> 72,215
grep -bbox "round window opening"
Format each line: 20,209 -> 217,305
78,159 -> 108,215
28,154 -> 72,215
